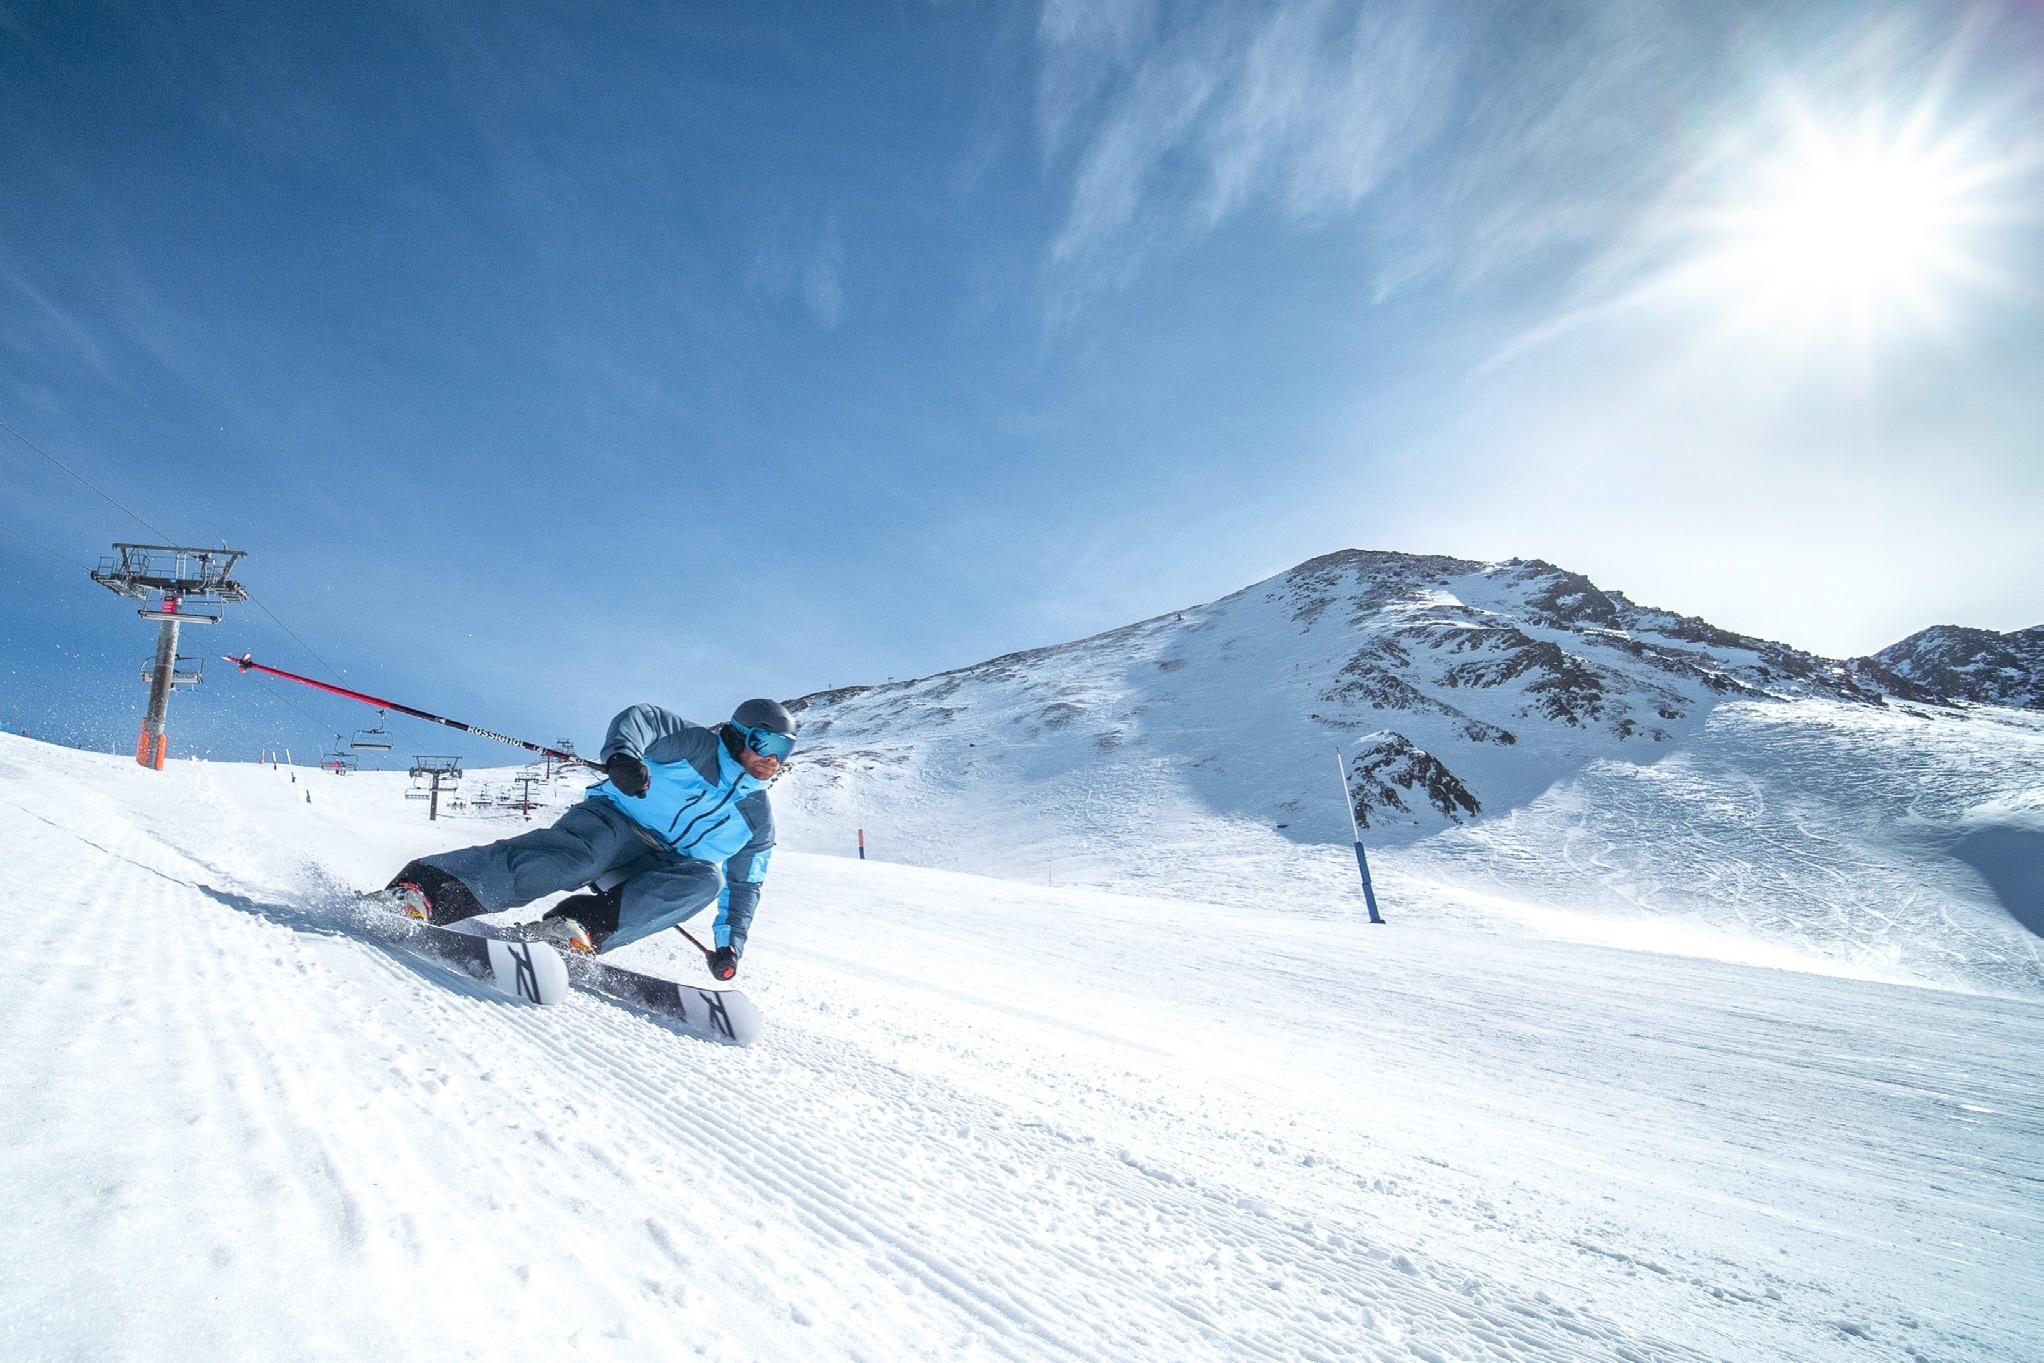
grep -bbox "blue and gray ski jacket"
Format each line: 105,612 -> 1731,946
592,703 -> 776,954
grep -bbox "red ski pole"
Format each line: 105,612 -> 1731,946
223,653 -> 596,766
673,923 -> 735,980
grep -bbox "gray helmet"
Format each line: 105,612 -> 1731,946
731,698 -> 796,738
730,698 -> 797,762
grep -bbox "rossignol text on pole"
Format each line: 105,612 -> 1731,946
223,654 -> 596,767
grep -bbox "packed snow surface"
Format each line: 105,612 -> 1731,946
2,733 -> 2039,1361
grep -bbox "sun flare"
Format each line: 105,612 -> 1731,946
1692,108 -> 2004,342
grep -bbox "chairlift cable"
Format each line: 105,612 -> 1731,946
0,419 -> 178,543
238,588 -> 434,751
0,421 -> 402,728
0,521 -> 92,571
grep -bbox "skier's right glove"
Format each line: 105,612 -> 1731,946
604,752 -> 651,797
707,946 -> 738,981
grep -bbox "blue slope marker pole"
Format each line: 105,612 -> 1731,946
1335,748 -> 1385,924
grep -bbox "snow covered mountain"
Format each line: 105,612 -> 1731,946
1865,623 -> 2044,710
776,550 -> 2044,994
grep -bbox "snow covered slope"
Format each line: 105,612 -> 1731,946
2,735 -> 2040,1362
776,551 -> 2044,994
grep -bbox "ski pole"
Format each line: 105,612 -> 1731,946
223,653 -> 598,767
673,924 -> 737,981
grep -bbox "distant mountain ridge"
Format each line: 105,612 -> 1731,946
774,549 -> 2044,994
785,549 -> 2023,837
1865,623 -> 2044,710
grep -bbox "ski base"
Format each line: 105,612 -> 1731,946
563,953 -> 763,1046
354,895 -> 757,1042
392,918 -> 572,1006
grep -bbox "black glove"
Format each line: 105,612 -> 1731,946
604,752 -> 650,797
707,946 -> 738,981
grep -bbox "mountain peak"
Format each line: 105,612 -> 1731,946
786,548 -> 1911,854
1866,623 -> 2044,710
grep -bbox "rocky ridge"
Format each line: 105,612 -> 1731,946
1864,624 -> 2044,711
784,549 -> 1986,837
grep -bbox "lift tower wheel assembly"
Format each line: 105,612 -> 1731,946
90,544 -> 248,769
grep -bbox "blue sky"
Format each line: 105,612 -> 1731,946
3,0 -> 2040,763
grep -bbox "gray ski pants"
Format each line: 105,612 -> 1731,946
422,798 -> 720,952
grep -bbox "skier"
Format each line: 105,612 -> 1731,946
378,699 -> 796,981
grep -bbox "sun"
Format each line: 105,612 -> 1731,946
1735,137 -> 1966,295
1688,106 -> 2004,344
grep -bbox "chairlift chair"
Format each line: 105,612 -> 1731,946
351,710 -> 394,752
136,654 -> 204,689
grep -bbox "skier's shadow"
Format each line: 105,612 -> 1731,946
192,883 -> 353,937
1951,826 -> 2044,939
191,882 -> 532,1008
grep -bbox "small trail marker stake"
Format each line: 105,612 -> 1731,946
1335,748 -> 1385,924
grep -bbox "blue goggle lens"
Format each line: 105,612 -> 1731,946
740,724 -> 794,762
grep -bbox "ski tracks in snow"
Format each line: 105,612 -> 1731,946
4,745 -> 2039,1361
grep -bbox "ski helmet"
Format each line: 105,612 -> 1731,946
730,698 -> 797,762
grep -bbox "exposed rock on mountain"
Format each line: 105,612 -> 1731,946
785,549 -> 1912,841
1862,624 -> 2044,710
1344,732 -> 1480,827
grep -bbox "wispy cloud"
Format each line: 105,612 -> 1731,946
1042,0 -> 1449,291
803,221 -> 845,330
748,216 -> 846,331
0,261 -> 136,401
1035,1 -> 1821,306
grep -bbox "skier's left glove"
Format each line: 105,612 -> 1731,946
604,752 -> 651,797
707,946 -> 738,981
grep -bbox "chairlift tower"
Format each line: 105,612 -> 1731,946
90,544 -> 248,770
514,773 -> 541,819
546,738 -> 576,782
408,755 -> 463,821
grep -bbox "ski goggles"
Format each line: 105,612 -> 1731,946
735,722 -> 795,763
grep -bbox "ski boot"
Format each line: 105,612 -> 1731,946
385,881 -> 433,922
528,888 -> 621,954
376,861 -> 486,926
530,915 -> 600,954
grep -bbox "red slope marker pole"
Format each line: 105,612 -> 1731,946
223,653 -> 594,767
